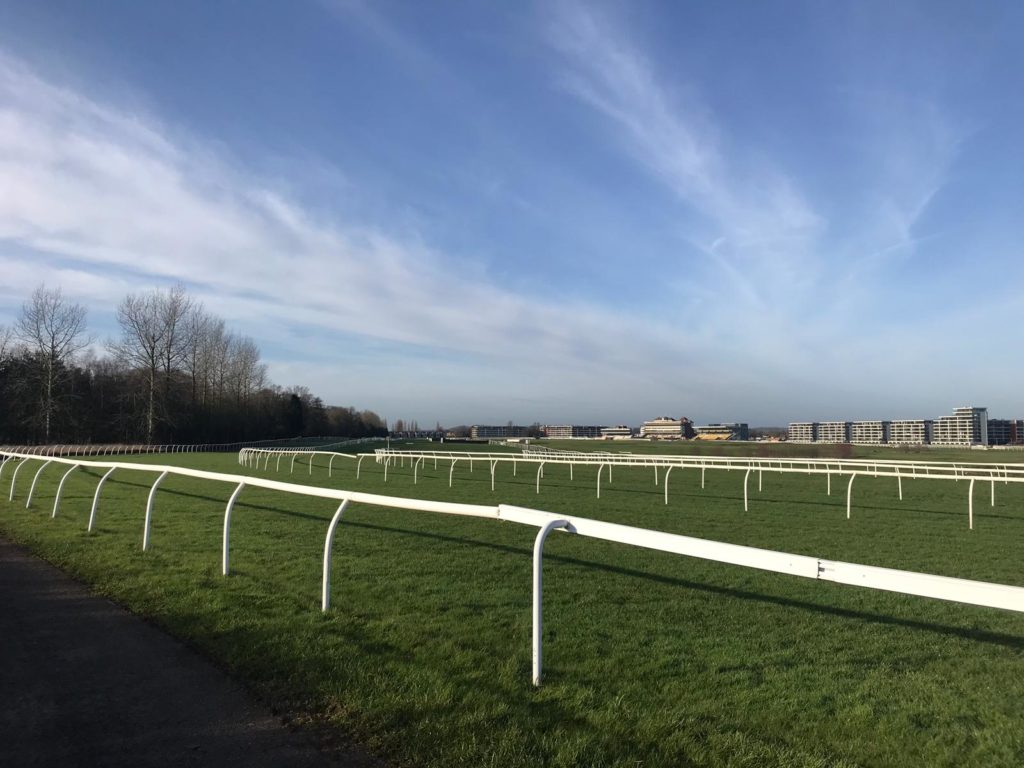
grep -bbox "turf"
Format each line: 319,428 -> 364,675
2,443 -> 1024,767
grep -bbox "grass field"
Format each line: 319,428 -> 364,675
2,442 -> 1024,767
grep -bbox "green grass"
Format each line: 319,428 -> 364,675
3,445 -> 1024,767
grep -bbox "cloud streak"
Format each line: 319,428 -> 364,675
0,51 -> 722,420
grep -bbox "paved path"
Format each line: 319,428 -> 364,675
0,537 -> 376,767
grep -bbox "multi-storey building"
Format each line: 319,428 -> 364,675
889,419 -> 933,445
817,421 -> 851,443
850,421 -> 890,444
988,419 -> 1023,446
543,425 -> 605,439
932,406 -> 989,446
469,425 -> 530,439
695,423 -> 750,441
787,422 -> 817,443
640,416 -> 695,439
600,425 -> 633,439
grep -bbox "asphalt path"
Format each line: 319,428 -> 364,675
0,537 -> 378,767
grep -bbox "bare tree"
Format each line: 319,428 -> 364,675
160,283 -> 193,404
0,323 -> 13,361
15,285 -> 90,442
111,290 -> 167,443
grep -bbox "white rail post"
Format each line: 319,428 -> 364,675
51,464 -> 80,518
276,453 -> 283,472
329,453 -> 336,478
290,453 -> 298,474
532,518 -> 570,686
321,500 -> 351,611
568,462 -> 572,481
141,470 -> 169,551
597,463 -> 605,499
0,456 -> 12,484
357,454 -> 366,479
88,467 -> 117,532
8,458 -> 28,501
309,453 -> 313,475
701,463 -> 705,489
664,466 -> 674,506
221,481 -> 246,575
758,467 -> 763,492
449,459 -> 457,488
897,468 -> 903,501
535,462 -> 545,494
846,473 -> 857,520
490,460 -> 496,491
991,476 -> 995,508
384,457 -> 389,483
26,460 -> 53,508
743,468 -> 750,511
264,452 -> 271,470
653,464 -> 658,486
969,477 -> 975,530
827,470 -> 831,496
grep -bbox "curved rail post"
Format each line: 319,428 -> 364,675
846,473 -> 857,520
663,466 -> 674,506
490,460 -> 496,491
329,453 -> 337,478
596,463 -> 606,499
276,452 -> 283,472
991,477 -> 995,508
290,453 -> 298,474
758,467 -> 763,493
701,463 -> 706,489
383,457 -> 389,483
827,470 -> 832,496
535,462 -> 545,494
356,454 -> 366,479
653,464 -> 659,486
51,464 -> 80,518
969,477 -> 975,530
309,453 -> 314,475
897,468 -> 903,501
321,500 -> 351,611
449,459 -> 458,488
221,481 -> 246,575
568,462 -> 572,481
532,518 -> 570,686
263,452 -> 271,471
9,457 -> 28,501
88,467 -> 117,532
26,460 -> 54,508
743,468 -> 750,511
0,456 -> 12,484
141,471 -> 169,551
413,457 -> 420,485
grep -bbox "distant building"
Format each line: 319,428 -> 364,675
469,425 -> 530,439
787,422 -> 817,443
932,406 -> 989,446
543,425 -> 604,439
988,419 -> 1024,446
889,419 -> 933,445
817,421 -> 851,443
850,421 -> 890,444
640,416 -> 695,439
695,423 -> 750,441
600,425 -> 633,439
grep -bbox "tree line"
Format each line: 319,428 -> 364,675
0,285 -> 387,445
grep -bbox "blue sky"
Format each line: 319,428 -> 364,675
1,1 -> 1022,427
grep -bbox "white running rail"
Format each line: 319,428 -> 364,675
4,449 -> 1024,687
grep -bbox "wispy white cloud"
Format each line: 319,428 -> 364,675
0,51 -> 731,421
545,1 -> 823,294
